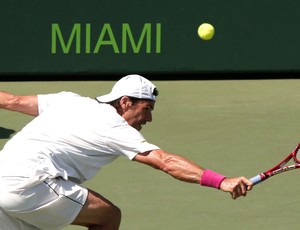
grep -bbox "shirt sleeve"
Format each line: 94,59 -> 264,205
105,124 -> 160,160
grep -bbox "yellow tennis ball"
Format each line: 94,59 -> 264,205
198,23 -> 215,40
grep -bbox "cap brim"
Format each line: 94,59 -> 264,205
96,94 -> 117,103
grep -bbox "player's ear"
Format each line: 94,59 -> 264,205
119,96 -> 133,110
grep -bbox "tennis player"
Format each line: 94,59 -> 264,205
0,75 -> 253,230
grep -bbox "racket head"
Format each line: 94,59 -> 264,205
265,143 -> 300,173
292,143 -> 300,163
249,143 -> 300,187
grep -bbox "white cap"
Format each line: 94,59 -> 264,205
96,74 -> 158,103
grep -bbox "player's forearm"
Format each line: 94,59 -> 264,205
0,91 -> 18,111
156,151 -> 204,183
135,150 -> 226,186
0,91 -> 39,116
150,151 -> 228,190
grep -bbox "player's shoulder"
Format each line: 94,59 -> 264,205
56,91 -> 82,98
38,91 -> 94,109
41,91 -> 94,102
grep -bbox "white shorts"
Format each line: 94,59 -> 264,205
0,177 -> 88,230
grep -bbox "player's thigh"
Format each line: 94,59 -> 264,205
72,189 -> 121,227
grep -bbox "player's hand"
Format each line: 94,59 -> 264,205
220,177 -> 253,199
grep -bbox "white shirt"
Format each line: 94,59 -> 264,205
0,92 -> 159,184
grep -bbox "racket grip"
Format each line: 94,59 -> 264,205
249,175 -> 262,186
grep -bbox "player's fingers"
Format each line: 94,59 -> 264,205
231,188 -> 242,199
230,192 -> 236,200
231,191 -> 239,200
232,177 -> 250,199
230,185 -> 243,200
246,183 -> 253,191
239,179 -> 248,195
222,177 -> 251,199
241,176 -> 253,191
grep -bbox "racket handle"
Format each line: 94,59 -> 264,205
249,175 -> 262,186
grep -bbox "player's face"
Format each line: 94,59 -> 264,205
123,99 -> 155,131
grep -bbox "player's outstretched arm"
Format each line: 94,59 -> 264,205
0,91 -> 38,116
133,149 -> 252,199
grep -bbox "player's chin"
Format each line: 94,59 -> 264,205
133,123 -> 146,131
134,124 -> 143,131
139,123 -> 147,130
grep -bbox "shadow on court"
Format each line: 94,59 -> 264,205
0,127 -> 15,139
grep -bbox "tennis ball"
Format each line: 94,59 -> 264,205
197,23 -> 215,40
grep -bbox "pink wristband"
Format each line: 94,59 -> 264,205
200,169 -> 226,189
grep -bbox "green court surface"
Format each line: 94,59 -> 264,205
1,79 -> 300,230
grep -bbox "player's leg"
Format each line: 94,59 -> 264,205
0,175 -> 121,230
72,189 -> 121,230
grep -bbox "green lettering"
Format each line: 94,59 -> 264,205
86,23 -> 91,54
94,24 -> 120,53
51,23 -> 81,54
156,23 -> 161,53
122,23 -> 151,53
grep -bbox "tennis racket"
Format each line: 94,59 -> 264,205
249,143 -> 300,186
